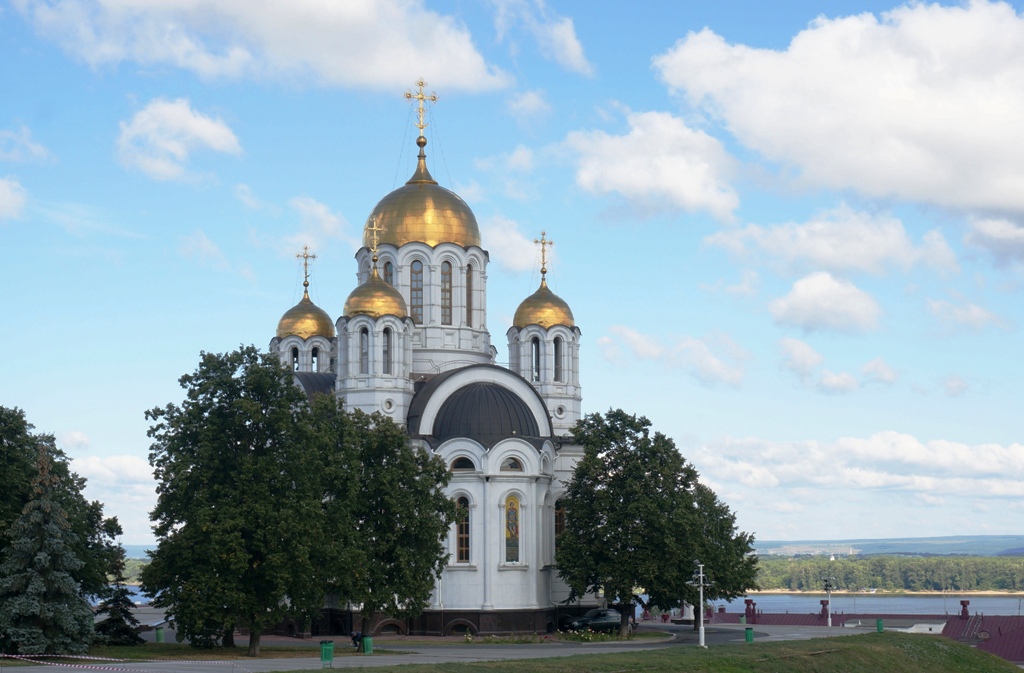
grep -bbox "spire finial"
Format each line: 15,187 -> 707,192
296,245 -> 316,294
405,78 -> 438,135
534,231 -> 553,283
366,215 -> 385,267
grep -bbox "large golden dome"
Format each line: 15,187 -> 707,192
513,279 -> 575,328
343,267 -> 409,319
277,291 -> 336,339
363,136 -> 481,249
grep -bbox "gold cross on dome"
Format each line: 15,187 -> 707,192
296,245 -> 316,289
405,78 -> 438,133
366,216 -> 385,255
534,231 -> 553,277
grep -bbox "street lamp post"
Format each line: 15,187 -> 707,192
822,577 -> 836,627
690,561 -> 708,648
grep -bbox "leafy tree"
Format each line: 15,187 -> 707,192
556,409 -> 757,635
142,346 -> 324,656
93,548 -> 144,646
0,406 -> 123,600
319,402 -> 455,635
0,447 -> 95,654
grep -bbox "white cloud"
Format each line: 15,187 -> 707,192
180,229 -> 229,269
942,374 -> 969,397
927,297 -> 1003,332
654,1 -> 1024,214
118,98 -> 241,181
509,90 -> 551,121
0,125 -> 50,161
966,217 -> 1024,266
779,337 -> 822,383
0,176 -> 27,219
770,272 -> 881,333
72,453 -> 157,542
492,0 -> 594,76
287,196 -> 357,254
480,214 -> 544,272
818,370 -> 859,394
13,0 -> 509,91
603,325 -> 745,387
566,110 -> 738,221
706,205 -> 957,275
862,357 -> 898,385
475,145 -> 538,199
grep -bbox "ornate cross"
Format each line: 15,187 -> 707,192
534,231 -> 553,278
296,245 -> 316,289
366,216 -> 385,255
405,78 -> 438,133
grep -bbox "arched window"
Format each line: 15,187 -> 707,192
505,495 -> 520,563
500,456 -> 523,472
291,347 -> 299,372
410,260 -> 424,324
359,328 -> 369,374
531,337 -> 541,382
383,261 -> 394,285
554,500 -> 566,553
382,328 -> 393,375
553,337 -> 563,382
456,496 -> 470,563
441,261 -> 452,325
451,457 -> 475,471
465,264 -> 473,328
312,346 -> 320,372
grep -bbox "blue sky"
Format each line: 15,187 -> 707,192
2,0 -> 1023,545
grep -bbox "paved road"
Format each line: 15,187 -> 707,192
2,622 -> 869,672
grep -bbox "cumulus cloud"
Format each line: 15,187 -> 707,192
706,204 -> 957,275
287,196 -> 357,254
475,145 -> 537,199
72,453 -> 157,542
482,215 -> 550,272
942,374 -> 969,397
566,110 -> 738,221
0,176 -> 27,219
13,0 -> 509,91
508,89 -> 552,122
602,325 -> 746,387
180,229 -> 229,269
0,125 -> 50,161
770,272 -> 881,333
118,98 -> 241,181
966,217 -> 1024,266
862,357 -> 898,385
779,337 -> 822,383
654,1 -> 1024,214
818,370 -> 859,394
927,296 -> 1003,332
492,0 -> 594,76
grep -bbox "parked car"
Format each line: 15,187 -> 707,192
568,608 -> 629,633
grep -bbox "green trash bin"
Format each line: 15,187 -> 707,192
155,627 -> 164,643
739,615 -> 746,624
876,619 -> 884,633
362,636 -> 373,655
745,627 -> 753,643
319,640 -> 334,668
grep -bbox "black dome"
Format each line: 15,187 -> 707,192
433,382 -> 540,446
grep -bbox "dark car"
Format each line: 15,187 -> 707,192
568,608 -> 629,633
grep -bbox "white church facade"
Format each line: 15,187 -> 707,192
268,91 -> 595,635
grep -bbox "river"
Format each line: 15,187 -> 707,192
718,592 -> 1024,616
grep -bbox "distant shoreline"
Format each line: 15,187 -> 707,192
749,589 -> 1024,596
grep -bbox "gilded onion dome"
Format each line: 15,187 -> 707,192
343,266 -> 408,319
362,135 -> 481,249
277,290 -> 336,339
513,278 -> 575,329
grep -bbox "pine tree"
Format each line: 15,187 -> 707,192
0,446 -> 95,654
93,549 -> 143,646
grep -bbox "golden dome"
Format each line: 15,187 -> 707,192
363,136 -> 481,249
343,267 -> 409,319
513,279 -> 575,328
277,291 -> 336,339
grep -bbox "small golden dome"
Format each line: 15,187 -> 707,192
277,291 -> 336,339
513,279 -> 575,328
343,268 -> 409,319
363,136 -> 481,249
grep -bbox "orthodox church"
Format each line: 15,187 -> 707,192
268,84 -> 593,636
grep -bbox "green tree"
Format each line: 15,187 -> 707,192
142,347 -> 324,657
0,447 -> 95,654
0,406 -> 122,599
556,409 -> 757,635
93,548 -> 144,646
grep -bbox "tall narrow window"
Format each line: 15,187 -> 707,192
456,497 -> 470,563
383,261 -> 394,285
410,260 -> 424,324
510,338 -> 520,373
505,496 -> 520,563
553,337 -> 563,382
312,347 -> 320,371
382,328 -> 393,375
359,328 -> 369,374
554,500 -> 565,554
531,337 -> 541,382
441,261 -> 452,325
291,347 -> 299,372
465,264 -> 473,328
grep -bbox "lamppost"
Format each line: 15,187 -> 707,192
822,577 -> 836,627
690,561 -> 709,648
